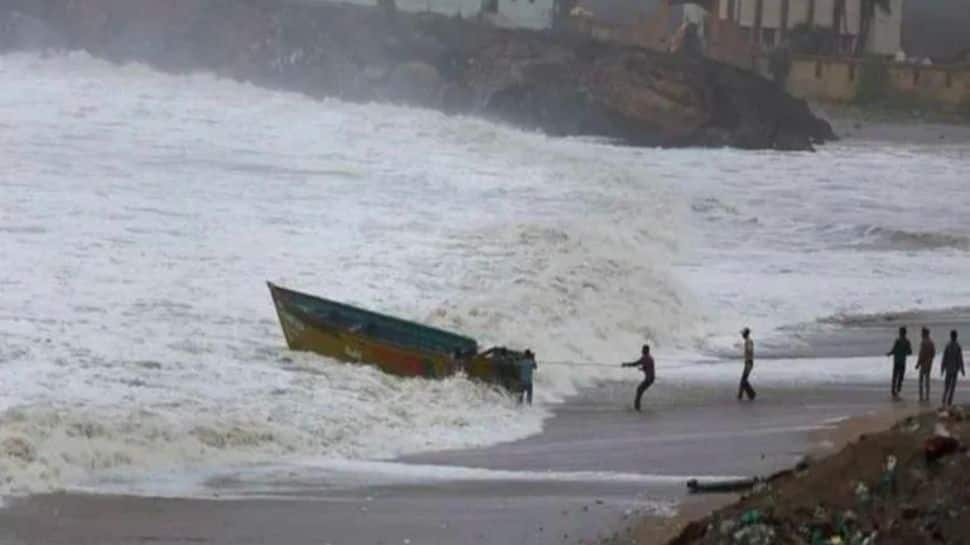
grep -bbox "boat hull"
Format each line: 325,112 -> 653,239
268,283 -> 525,391
269,283 -> 459,379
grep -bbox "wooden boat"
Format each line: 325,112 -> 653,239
267,282 -> 525,391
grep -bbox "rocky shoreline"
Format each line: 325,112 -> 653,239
652,407 -> 970,545
1,0 -> 834,150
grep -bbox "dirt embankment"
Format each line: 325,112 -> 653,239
0,0 -> 834,150
658,407 -> 970,545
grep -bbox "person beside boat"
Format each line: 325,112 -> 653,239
621,344 -> 655,412
518,349 -> 538,405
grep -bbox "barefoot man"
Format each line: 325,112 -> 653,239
941,330 -> 965,408
738,328 -> 756,401
887,327 -> 913,399
621,344 -> 655,412
916,327 -> 936,402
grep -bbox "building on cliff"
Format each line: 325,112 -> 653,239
681,0 -> 904,67
316,0 -> 555,29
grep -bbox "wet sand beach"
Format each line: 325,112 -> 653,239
0,382 -> 923,545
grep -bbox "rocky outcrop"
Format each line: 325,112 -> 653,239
0,0 -> 835,150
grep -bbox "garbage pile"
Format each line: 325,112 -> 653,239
667,407 -> 970,545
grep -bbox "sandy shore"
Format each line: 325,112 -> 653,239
0,381 -> 922,545
617,393 -> 924,545
658,406 -> 970,545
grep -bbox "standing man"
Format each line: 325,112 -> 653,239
738,328 -> 756,401
941,330 -> 965,408
916,327 -> 936,402
518,349 -> 538,405
621,344 -> 655,412
887,327 -> 913,399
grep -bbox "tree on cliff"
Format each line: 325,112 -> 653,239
855,0 -> 892,56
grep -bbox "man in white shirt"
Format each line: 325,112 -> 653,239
738,328 -> 756,401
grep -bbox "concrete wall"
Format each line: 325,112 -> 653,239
787,56 -> 859,101
761,0 -> 783,29
817,0 -> 836,27
788,0 -> 811,27
787,55 -> 970,110
738,0 -> 757,27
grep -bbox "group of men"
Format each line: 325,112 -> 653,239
887,326 -> 966,406
618,326 -> 966,412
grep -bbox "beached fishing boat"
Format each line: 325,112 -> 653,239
267,282 -> 524,391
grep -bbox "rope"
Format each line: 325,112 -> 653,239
538,360 -> 615,367
538,360 -> 697,371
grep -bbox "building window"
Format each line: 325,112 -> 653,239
840,35 -> 855,54
739,27 -> 752,45
815,60 -> 823,79
762,28 -> 776,48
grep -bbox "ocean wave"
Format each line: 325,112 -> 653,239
0,51 -> 690,494
0,358 -> 546,495
819,306 -> 970,328
823,223 -> 970,252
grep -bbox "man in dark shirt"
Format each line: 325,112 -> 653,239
738,327 -> 756,401
887,327 -> 913,399
621,344 -> 655,412
941,330 -> 965,408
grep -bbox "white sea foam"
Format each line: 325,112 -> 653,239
1,51 -> 969,495
76,458 -> 736,501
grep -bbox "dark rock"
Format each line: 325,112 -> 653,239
773,131 -> 813,152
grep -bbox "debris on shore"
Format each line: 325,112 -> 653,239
664,407 -> 969,545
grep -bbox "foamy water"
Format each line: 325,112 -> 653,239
1,51 -> 969,495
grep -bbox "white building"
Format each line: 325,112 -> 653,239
325,0 -> 555,29
685,0 -> 903,55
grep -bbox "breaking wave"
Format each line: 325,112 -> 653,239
819,306 -> 970,328
836,224 -> 970,252
0,51 -> 693,494
0,355 -> 546,495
